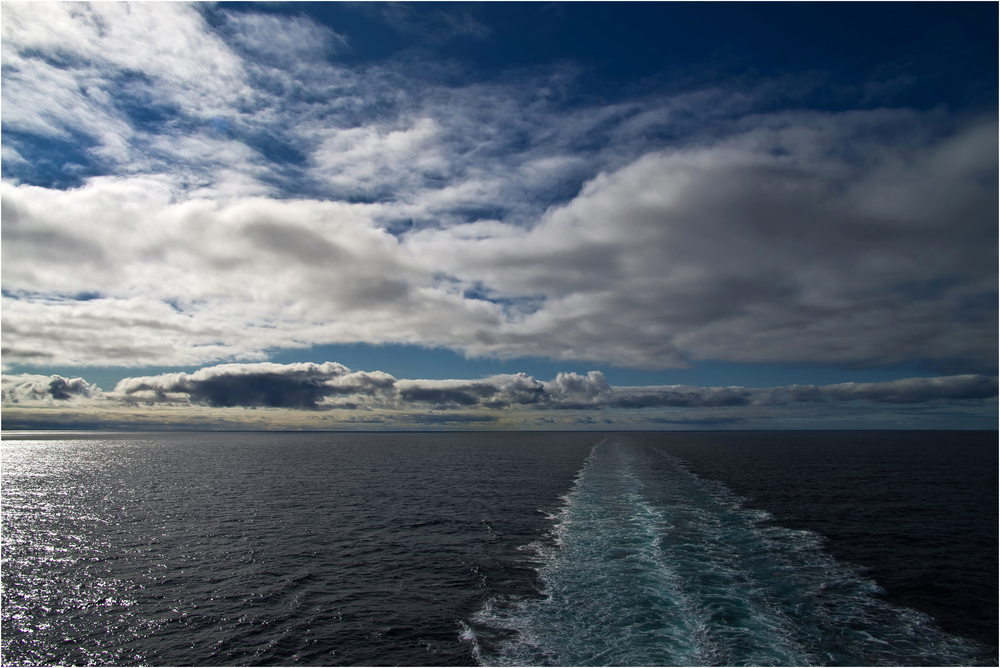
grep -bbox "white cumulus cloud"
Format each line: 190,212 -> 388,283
1,4 -> 995,377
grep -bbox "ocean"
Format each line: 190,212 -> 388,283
1,431 -> 995,666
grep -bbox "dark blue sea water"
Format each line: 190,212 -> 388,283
1,431 -> 995,666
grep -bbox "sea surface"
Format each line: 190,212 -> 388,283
1,430 -> 995,666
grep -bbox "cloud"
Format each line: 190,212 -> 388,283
574,416 -> 616,425
2,5 -> 996,374
393,371 -> 613,410
361,4 -> 491,42
310,118 -> 451,199
400,413 -> 499,424
8,114 -> 992,371
1,373 -> 102,404
542,371 -> 613,408
647,415 -> 747,426
610,387 -> 754,409
1,2 -> 251,171
18,363 -> 982,412
407,113 -> 998,369
3,365 -> 995,431
611,375 -> 998,409
219,11 -> 349,66
396,378 -> 517,408
114,362 -> 395,409
791,375 -> 1000,405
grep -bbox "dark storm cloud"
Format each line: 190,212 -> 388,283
114,362 -> 395,409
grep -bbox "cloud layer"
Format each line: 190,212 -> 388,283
3,364 -> 994,415
1,4 -> 996,376
1,373 -> 102,405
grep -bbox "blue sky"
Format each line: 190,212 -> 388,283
1,2 -> 996,430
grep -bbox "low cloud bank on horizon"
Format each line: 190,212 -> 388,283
3,363 -> 996,428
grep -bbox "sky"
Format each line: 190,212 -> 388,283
1,1 -> 997,431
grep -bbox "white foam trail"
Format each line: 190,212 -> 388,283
469,438 -> 985,666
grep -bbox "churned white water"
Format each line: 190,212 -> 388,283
470,439 -> 987,666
